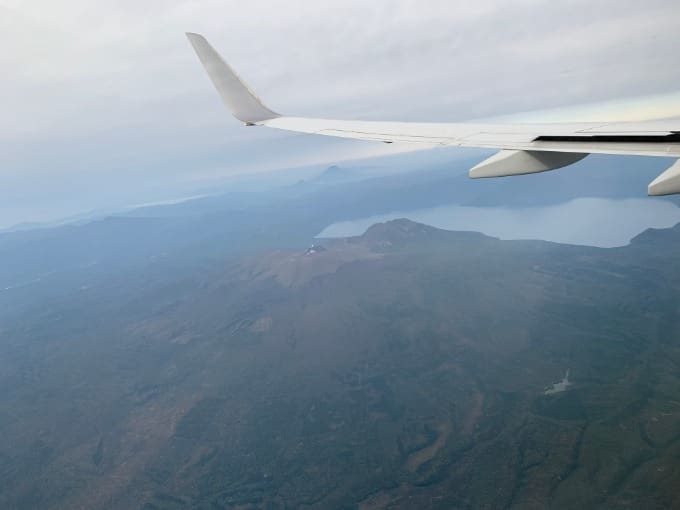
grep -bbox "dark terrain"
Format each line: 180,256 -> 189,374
1,158 -> 680,509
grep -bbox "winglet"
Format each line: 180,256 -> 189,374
186,32 -> 280,124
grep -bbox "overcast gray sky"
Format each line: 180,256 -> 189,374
2,0 -> 680,228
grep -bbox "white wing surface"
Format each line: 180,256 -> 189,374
186,33 -> 680,196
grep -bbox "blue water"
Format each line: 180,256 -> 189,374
318,198 -> 680,248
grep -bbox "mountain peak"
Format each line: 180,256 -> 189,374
316,165 -> 348,183
629,221 -> 680,247
361,218 -> 439,242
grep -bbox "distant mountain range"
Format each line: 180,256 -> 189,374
5,152 -> 677,234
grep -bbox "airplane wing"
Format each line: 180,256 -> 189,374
186,32 -> 680,196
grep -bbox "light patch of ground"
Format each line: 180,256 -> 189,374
250,316 -> 273,333
406,422 -> 451,472
250,243 -> 382,287
545,369 -> 571,395
170,333 -> 194,344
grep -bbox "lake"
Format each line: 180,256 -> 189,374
318,198 -> 680,248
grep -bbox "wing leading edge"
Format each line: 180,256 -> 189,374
186,32 -> 680,196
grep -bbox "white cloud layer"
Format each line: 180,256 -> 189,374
1,0 -> 679,226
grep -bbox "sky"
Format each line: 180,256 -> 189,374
2,0 -> 680,228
